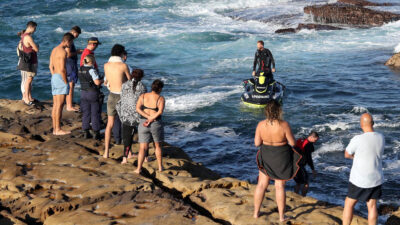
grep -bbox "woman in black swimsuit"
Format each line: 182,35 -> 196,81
134,79 -> 165,174
253,100 -> 301,222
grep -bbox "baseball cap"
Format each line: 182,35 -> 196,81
88,37 -> 101,45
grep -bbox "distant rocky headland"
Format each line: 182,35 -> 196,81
0,99 -> 399,224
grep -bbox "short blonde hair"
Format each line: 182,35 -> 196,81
84,54 -> 95,64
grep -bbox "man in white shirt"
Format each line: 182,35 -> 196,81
343,113 -> 385,225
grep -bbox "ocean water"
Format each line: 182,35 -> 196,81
0,0 -> 399,222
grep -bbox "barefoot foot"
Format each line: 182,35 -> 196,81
127,152 -> 137,159
134,169 -> 141,174
66,107 -> 79,112
121,157 -> 128,164
54,130 -> 71,135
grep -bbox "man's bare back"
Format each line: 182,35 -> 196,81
104,62 -> 130,93
50,45 -> 68,83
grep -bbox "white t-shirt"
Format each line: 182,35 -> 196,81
346,132 -> 385,188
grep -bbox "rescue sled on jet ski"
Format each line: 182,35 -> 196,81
241,74 -> 285,108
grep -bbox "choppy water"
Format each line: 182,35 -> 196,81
1,0 -> 399,222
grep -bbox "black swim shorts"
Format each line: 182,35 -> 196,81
347,182 -> 382,202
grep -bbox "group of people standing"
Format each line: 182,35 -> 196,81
17,21 -> 386,224
17,21 -> 165,173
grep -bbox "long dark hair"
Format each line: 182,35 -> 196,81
132,69 -> 144,92
264,100 -> 283,124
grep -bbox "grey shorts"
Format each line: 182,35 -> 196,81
138,119 -> 164,143
107,93 -> 120,116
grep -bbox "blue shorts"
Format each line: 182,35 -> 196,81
66,60 -> 78,83
51,74 -> 69,96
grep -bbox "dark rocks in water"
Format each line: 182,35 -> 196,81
386,209 -> 400,225
275,28 -> 297,34
304,3 -> 400,26
297,23 -> 343,31
275,23 -> 342,34
338,0 -> 394,7
378,204 -> 399,215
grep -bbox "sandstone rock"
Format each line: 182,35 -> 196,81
0,99 -> 374,225
275,23 -> 342,34
190,185 -> 368,225
385,53 -> 400,67
338,0 -> 394,7
304,3 -> 400,26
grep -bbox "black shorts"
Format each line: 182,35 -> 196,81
347,182 -> 382,202
294,166 -> 309,184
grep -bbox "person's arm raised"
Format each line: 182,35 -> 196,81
254,122 -> 262,147
124,64 -> 132,80
283,121 -> 296,147
65,46 -> 77,58
148,96 -> 165,123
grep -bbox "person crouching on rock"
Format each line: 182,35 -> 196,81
116,69 -> 147,164
253,100 -> 301,222
294,131 -> 319,197
134,79 -> 165,174
78,55 -> 103,140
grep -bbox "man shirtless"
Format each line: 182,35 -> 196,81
103,44 -> 132,158
49,33 -> 74,135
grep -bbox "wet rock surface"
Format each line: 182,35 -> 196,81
275,23 -> 343,34
304,3 -> 400,27
0,99 -> 370,224
338,0 -> 395,7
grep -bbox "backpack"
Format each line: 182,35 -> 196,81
16,41 -> 34,72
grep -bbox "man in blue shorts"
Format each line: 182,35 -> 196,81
343,113 -> 385,225
49,33 -> 74,135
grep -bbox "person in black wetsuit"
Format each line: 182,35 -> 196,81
252,40 -> 276,80
294,131 -> 319,196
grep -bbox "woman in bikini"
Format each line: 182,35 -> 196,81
253,100 -> 301,222
134,79 -> 165,174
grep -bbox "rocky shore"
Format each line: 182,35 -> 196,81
0,99 -> 395,224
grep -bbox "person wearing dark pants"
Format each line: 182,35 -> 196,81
112,115 -> 122,144
294,131 -> 319,196
78,55 -> 103,139
116,69 -> 147,164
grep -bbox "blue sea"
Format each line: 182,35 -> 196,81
0,0 -> 399,222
